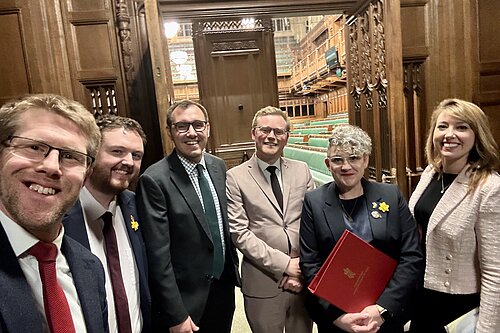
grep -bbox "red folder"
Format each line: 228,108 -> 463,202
308,230 -> 397,313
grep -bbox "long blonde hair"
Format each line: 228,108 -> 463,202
425,98 -> 500,193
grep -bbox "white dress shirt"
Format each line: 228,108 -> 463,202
79,187 -> 142,333
0,210 -> 87,333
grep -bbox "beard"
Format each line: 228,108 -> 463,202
89,164 -> 138,196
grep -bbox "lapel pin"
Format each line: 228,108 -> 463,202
371,211 -> 382,219
130,215 -> 139,231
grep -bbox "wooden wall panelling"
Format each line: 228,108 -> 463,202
121,1 -> 167,169
142,0 -> 175,155
59,0 -> 127,116
0,0 -> 73,104
192,17 -> 279,156
348,0 -> 407,195
401,0 -> 429,192
424,0 -> 478,106
476,0 -> 500,145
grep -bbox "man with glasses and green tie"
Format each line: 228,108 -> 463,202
0,94 -> 108,332
136,99 -> 240,333
226,106 -> 315,333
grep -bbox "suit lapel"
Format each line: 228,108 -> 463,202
427,168 -> 469,234
118,192 -> 144,268
62,237 -> 103,333
322,182 -> 347,241
63,199 -> 91,249
168,152 -> 212,240
0,224 -> 44,332
281,158 -> 291,214
247,155 -> 283,215
362,181 -> 388,241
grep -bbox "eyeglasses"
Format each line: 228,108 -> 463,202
255,126 -> 288,137
327,155 -> 362,166
4,135 -> 94,170
172,120 -> 207,133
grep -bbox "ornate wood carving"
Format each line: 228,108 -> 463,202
212,40 -> 259,52
116,0 -> 134,83
348,0 -> 394,184
85,83 -> 119,117
192,18 -> 271,36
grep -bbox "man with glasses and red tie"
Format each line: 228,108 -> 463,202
226,106 -> 315,333
136,100 -> 240,333
0,94 -> 108,332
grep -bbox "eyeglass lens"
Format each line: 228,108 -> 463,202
174,121 -> 207,133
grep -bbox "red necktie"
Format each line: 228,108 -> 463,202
102,212 -> 132,333
29,241 -> 76,333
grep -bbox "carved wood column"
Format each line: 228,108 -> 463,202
347,0 -> 407,196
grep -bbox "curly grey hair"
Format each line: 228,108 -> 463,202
328,124 -> 372,156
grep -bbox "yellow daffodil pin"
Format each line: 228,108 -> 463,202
378,202 -> 390,213
130,215 -> 139,231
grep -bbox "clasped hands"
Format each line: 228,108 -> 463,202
333,305 -> 385,333
279,257 -> 304,293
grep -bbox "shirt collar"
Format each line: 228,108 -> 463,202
0,209 -> 64,257
80,186 -> 117,221
178,154 -> 207,174
256,156 -> 281,175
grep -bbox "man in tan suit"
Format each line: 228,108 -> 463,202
227,106 -> 314,333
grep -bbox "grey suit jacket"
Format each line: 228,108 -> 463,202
136,150 -> 240,331
409,165 -> 500,332
227,154 -> 314,297
0,223 -> 108,333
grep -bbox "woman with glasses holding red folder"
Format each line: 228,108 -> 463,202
300,125 -> 424,333
408,99 -> 500,333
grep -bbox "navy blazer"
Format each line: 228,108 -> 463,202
0,223 -> 108,333
63,190 -> 151,333
136,150 -> 240,331
299,179 -> 424,331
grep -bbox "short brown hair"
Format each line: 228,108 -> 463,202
0,94 -> 101,158
96,114 -> 147,145
166,100 -> 209,128
252,106 -> 290,131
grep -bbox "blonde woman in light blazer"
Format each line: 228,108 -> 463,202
408,98 -> 500,333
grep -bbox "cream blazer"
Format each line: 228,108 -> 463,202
409,165 -> 500,332
226,155 -> 314,297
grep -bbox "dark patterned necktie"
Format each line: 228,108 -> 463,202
196,164 -> 224,278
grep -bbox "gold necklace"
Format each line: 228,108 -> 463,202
339,197 -> 358,222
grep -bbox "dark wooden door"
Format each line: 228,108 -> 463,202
192,18 -> 279,167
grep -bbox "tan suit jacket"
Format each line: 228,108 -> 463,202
409,165 -> 500,332
227,155 -> 314,297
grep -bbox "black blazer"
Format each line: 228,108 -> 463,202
0,223 -> 108,333
135,150 -> 240,331
63,190 -> 151,333
299,179 -> 424,331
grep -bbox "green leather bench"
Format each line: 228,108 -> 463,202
283,146 -> 332,186
310,118 -> 348,126
291,127 -> 331,135
307,137 -> 329,148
